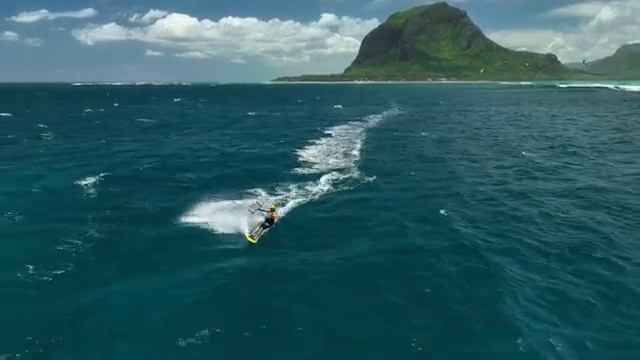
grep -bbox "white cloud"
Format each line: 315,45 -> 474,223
23,38 -> 44,47
0,30 -> 43,46
490,0 -> 640,62
129,9 -> 169,24
9,8 -> 97,23
174,51 -> 208,59
73,23 -> 131,45
145,49 -> 164,56
72,12 -> 380,65
544,2 -> 606,18
1,31 -> 20,42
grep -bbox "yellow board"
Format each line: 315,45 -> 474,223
245,233 -> 258,244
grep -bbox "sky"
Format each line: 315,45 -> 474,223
0,0 -> 639,82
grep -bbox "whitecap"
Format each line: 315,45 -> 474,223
40,132 -> 54,140
439,209 -> 448,216
75,173 -> 109,197
0,112 -> 13,117
246,112 -> 257,116
176,329 -> 210,347
113,103 -> 119,107
333,104 -> 343,109
173,98 -> 182,103
135,118 -> 155,123
36,123 -> 48,128
4,210 -> 24,222
83,108 -> 94,113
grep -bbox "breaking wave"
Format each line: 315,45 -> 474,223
180,108 -> 400,235
556,83 -> 640,92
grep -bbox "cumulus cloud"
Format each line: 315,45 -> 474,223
0,30 -> 43,46
23,38 -> 44,47
9,8 -> 98,23
72,11 -> 380,64
145,49 -> 164,56
490,0 -> 640,62
1,31 -> 20,42
174,51 -> 208,59
129,9 -> 169,24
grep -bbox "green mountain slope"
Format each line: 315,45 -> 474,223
343,2 -> 572,80
570,44 -> 640,79
277,2 -> 583,81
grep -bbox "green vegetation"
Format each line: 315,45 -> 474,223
568,44 -> 640,79
276,2 -> 595,82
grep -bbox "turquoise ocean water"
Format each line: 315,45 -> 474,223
1,83 -> 639,359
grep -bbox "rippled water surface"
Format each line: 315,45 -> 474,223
1,83 -> 639,360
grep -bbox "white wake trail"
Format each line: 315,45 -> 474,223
181,108 -> 400,234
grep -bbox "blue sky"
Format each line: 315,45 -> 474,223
1,0 -> 638,82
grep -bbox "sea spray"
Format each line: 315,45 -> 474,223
180,199 -> 261,234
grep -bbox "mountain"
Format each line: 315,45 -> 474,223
568,44 -> 640,79
277,2 -> 578,81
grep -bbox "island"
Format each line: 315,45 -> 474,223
276,2 -> 637,82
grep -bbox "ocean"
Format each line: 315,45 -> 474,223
1,83 -> 638,359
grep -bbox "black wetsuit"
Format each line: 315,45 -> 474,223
262,211 -> 276,229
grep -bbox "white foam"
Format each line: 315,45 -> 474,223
173,98 -> 183,103
617,85 -> 640,92
36,123 -> 48,128
180,199 -> 259,234
333,104 -> 343,109
499,81 -> 534,86
247,112 -> 257,116
135,118 -> 155,123
0,113 -> 13,117
181,108 -> 400,234
557,83 -> 615,89
294,111 -> 392,175
556,83 -> 640,92
75,173 -> 109,196
177,329 -> 210,347
439,209 -> 448,216
40,132 -> 55,140
83,108 -> 94,113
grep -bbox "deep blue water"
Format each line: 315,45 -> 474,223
1,83 -> 639,360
